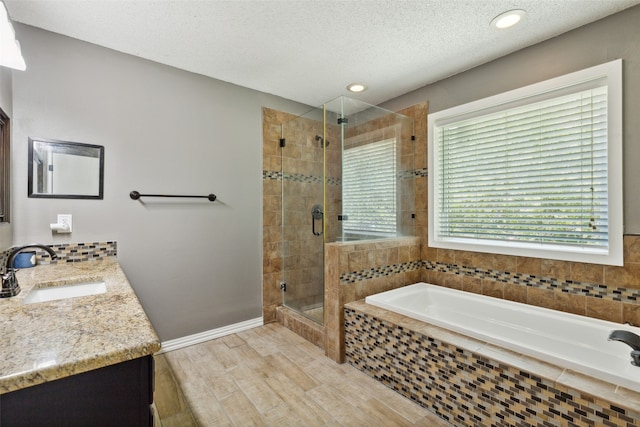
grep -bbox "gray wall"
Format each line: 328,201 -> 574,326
11,24 -> 308,341
0,67 -> 12,250
382,5 -> 640,233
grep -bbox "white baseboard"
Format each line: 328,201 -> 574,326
158,317 -> 264,354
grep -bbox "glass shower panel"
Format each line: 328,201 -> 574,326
324,97 -> 415,242
281,107 -> 325,324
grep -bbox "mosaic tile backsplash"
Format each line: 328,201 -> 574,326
0,241 -> 117,268
345,306 -> 640,427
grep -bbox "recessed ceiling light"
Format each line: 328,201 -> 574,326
347,83 -> 367,93
491,9 -> 526,29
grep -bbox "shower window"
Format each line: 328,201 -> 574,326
343,138 -> 397,238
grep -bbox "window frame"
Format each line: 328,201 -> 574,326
428,59 -> 623,266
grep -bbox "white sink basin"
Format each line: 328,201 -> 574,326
23,281 -> 107,304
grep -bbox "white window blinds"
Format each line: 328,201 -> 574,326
435,86 -> 608,249
343,139 -> 397,236
429,60 -> 623,265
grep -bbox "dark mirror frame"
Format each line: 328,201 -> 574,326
0,108 -> 10,222
28,138 -> 104,200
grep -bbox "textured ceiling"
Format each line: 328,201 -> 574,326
5,0 -> 640,107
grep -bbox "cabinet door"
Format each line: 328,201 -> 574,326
1,356 -> 154,426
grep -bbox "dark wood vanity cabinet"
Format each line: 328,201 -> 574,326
0,355 -> 154,426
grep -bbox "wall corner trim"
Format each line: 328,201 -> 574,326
157,317 -> 264,354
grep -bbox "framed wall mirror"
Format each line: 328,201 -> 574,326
28,138 -> 104,199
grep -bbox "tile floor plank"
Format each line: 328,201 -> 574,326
204,339 -> 241,370
158,323 -> 453,427
264,353 -> 318,391
220,390 -> 268,426
262,403 -> 309,427
262,370 -> 336,425
358,398 -> 415,427
307,384 -> 375,426
229,364 -> 285,413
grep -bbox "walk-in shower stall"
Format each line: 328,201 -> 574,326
280,96 -> 414,324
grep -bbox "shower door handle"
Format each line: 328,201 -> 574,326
311,204 -> 323,236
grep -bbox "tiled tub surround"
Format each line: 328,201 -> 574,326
0,254 -> 160,393
423,235 -> 640,327
345,300 -> 640,427
365,283 -> 640,391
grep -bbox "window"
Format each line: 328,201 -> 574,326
0,107 -> 9,223
428,60 -> 622,265
343,138 -> 397,238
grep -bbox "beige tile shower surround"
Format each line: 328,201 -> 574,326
262,102 -> 640,358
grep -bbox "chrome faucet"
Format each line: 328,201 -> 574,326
1,244 -> 57,298
609,330 -> 640,366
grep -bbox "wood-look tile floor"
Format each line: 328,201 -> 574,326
154,323 -> 453,426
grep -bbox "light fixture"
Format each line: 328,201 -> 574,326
347,83 -> 367,93
0,1 -> 26,71
491,9 -> 526,29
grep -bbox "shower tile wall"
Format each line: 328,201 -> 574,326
281,116 -> 334,319
262,107 -> 340,324
262,107 -> 289,324
262,102 -> 428,354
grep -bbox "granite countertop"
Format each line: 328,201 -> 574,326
0,258 -> 161,394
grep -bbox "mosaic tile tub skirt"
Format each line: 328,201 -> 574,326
344,301 -> 640,427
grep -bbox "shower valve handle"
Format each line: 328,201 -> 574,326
311,204 -> 323,236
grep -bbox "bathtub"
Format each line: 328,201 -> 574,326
365,282 -> 640,392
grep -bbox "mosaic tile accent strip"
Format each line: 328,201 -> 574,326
399,168 -> 428,179
283,172 -> 324,184
426,260 -> 640,305
0,241 -> 117,267
264,168 -> 426,184
326,176 -> 341,186
341,260 -> 423,283
263,170 -> 341,185
340,258 -> 640,305
263,170 -> 282,181
345,307 -> 640,427
414,167 -> 428,178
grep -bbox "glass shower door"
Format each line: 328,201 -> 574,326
281,108 -> 325,324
